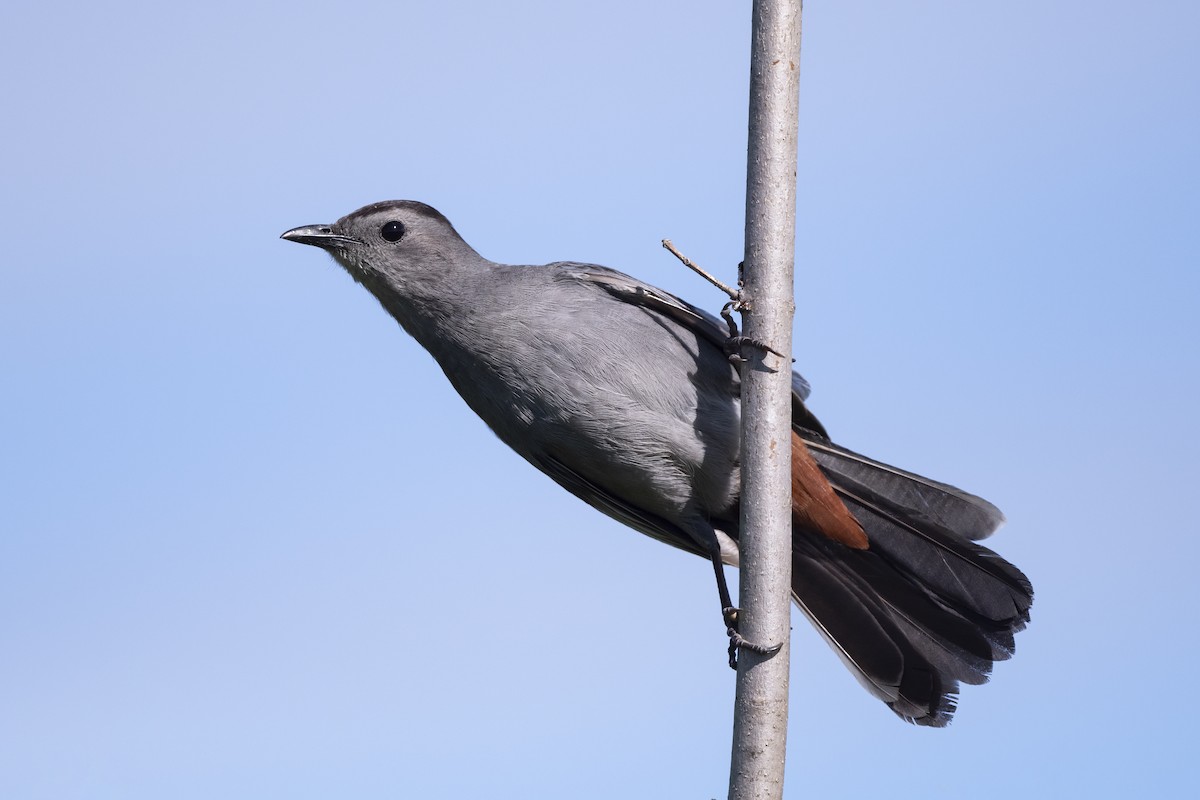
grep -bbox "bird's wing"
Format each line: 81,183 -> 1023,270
554,262 -> 815,402
534,452 -> 707,559
554,263 -> 730,347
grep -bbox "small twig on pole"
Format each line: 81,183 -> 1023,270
661,240 -> 792,365
661,239 -> 741,301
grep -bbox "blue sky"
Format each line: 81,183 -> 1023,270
3,1 -> 1198,797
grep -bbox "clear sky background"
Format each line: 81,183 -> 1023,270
3,1 -> 1198,798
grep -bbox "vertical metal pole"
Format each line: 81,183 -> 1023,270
728,1 -> 801,799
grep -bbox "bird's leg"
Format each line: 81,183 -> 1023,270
710,553 -> 782,669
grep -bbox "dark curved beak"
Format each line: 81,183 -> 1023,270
280,224 -> 360,250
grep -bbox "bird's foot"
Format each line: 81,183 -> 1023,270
720,302 -> 787,365
723,606 -> 782,669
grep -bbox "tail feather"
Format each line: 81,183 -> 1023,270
792,537 -> 957,725
789,433 -> 1034,726
807,437 -> 1032,627
803,435 -> 1005,542
838,490 -> 1029,652
805,529 -> 1000,675
789,541 -> 910,705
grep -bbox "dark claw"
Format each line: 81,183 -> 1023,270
727,335 -> 786,361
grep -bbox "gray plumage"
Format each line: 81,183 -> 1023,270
282,200 -> 1033,726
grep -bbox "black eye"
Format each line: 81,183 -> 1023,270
380,220 -> 406,242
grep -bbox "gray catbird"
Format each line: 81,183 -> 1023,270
281,200 -> 1032,727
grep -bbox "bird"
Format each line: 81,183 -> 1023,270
281,200 -> 1033,727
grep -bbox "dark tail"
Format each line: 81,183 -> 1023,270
792,434 -> 1033,727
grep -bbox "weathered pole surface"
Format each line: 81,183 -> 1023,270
727,1 -> 802,799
